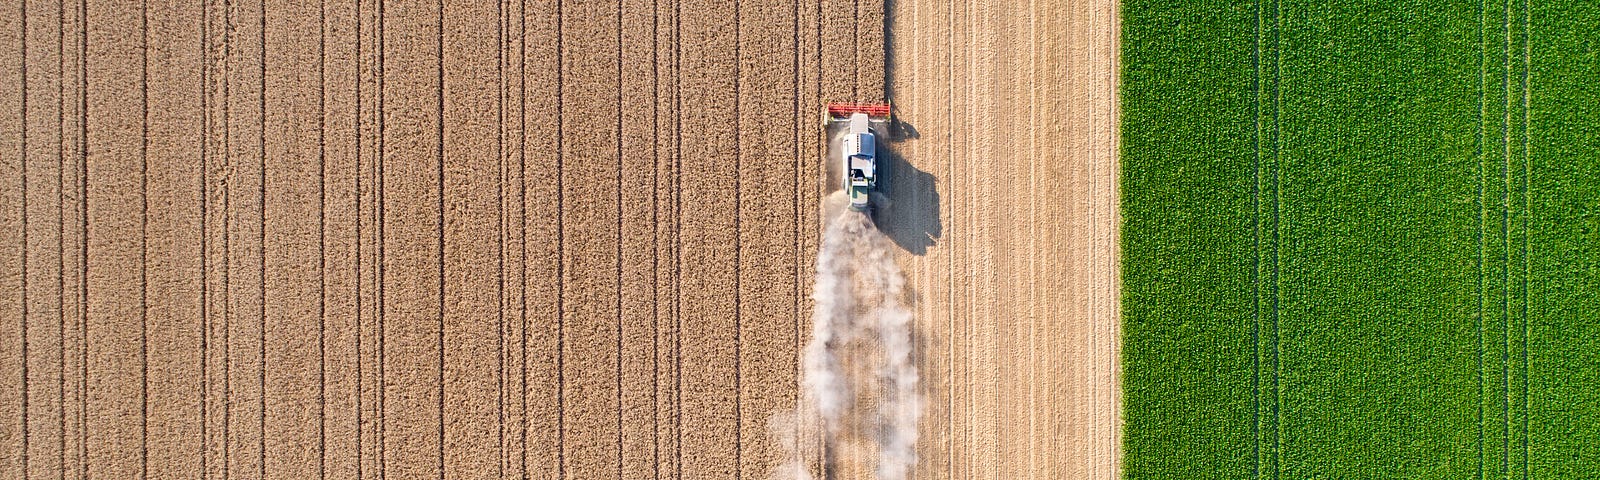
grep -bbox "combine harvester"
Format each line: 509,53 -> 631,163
824,102 -> 893,216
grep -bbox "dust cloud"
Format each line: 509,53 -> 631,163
774,193 -> 922,479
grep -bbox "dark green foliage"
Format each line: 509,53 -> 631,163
1527,1 -> 1600,477
1121,0 -> 1600,478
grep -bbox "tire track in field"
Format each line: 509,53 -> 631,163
1479,1 -> 1532,476
1505,2 -> 1530,475
1252,0 -> 1282,477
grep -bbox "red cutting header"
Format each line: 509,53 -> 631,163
826,102 -> 892,118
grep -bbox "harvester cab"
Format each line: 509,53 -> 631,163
826,102 -> 892,213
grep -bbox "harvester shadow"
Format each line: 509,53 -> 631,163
875,125 -> 941,256
878,0 -> 941,256
886,118 -> 920,141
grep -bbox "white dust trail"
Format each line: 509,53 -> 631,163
776,203 -> 921,480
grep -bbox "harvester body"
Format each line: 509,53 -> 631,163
825,103 -> 891,214
842,114 -> 877,210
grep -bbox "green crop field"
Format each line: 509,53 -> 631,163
1121,1 -> 1600,478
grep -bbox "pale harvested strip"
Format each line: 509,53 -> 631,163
884,0 -> 1121,477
